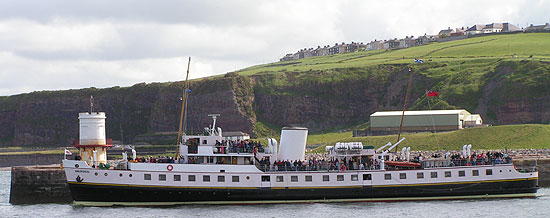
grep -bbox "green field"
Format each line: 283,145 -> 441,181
308,124 -> 550,152
238,33 -> 550,76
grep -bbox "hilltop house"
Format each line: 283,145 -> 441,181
438,27 -> 455,37
400,36 -> 417,48
367,40 -> 384,50
316,45 -> 330,56
386,38 -> 401,49
451,27 -> 466,37
466,23 -> 521,35
416,35 -> 436,45
524,23 -> 550,32
329,43 -> 342,55
344,42 -> 366,53
280,54 -> 293,62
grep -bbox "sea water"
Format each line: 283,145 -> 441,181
1,170 -> 549,218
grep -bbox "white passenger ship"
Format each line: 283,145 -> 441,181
62,111 -> 538,206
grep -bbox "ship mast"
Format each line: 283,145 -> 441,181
395,67 -> 413,152
177,57 -> 192,148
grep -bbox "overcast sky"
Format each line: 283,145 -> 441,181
0,0 -> 548,96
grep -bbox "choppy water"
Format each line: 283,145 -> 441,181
1,170 -> 549,218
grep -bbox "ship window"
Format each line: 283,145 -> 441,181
323,175 -> 330,182
486,169 -> 493,176
431,172 -> 438,178
188,175 -> 196,182
218,175 -> 225,182
203,140 -> 207,144
262,176 -> 270,182
445,171 -> 451,178
159,174 -> 166,181
276,176 -> 284,182
305,175 -> 312,182
232,176 -> 239,182
384,174 -> 391,180
459,171 -> 465,177
400,173 -> 406,179
417,172 -> 424,179
144,174 -> 151,180
351,175 -> 358,181
203,175 -> 210,182
337,175 -> 344,181
291,176 -> 298,182
472,170 -> 479,176
363,174 -> 372,180
174,175 -> 181,181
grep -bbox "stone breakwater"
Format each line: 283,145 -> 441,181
9,165 -> 72,204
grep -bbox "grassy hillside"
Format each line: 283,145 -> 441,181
240,32 -> 550,135
309,124 -> 550,152
239,33 -> 550,75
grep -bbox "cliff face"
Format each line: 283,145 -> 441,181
0,74 -> 254,147
0,60 -> 549,147
252,66 -> 423,130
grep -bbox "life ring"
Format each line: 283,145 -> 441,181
167,164 -> 174,171
340,165 -> 347,172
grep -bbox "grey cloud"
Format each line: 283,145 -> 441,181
0,0 -> 549,96
0,0 -> 271,26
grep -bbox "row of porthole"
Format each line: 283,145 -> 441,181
94,172 -> 133,177
93,172 -> 255,181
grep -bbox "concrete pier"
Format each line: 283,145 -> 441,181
9,165 -> 72,204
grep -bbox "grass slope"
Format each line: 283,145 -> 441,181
310,124 -> 550,152
238,33 -> 550,76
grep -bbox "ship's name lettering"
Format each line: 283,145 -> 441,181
75,170 -> 90,173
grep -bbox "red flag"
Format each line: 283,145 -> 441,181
427,90 -> 439,97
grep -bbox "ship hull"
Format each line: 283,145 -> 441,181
68,178 -> 538,206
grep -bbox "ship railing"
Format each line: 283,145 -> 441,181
255,162 -> 376,172
213,146 -> 265,154
421,158 -> 513,168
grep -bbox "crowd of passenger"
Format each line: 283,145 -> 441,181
214,140 -> 265,154
257,156 -> 377,172
408,150 -> 513,168
132,155 -> 182,164
118,145 -> 547,173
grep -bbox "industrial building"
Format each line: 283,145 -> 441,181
369,109 -> 483,136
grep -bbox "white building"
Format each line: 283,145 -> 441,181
224,132 -> 250,141
369,109 -> 483,135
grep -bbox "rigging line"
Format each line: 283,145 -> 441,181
426,91 -> 440,148
396,67 -> 413,153
183,91 -> 189,135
